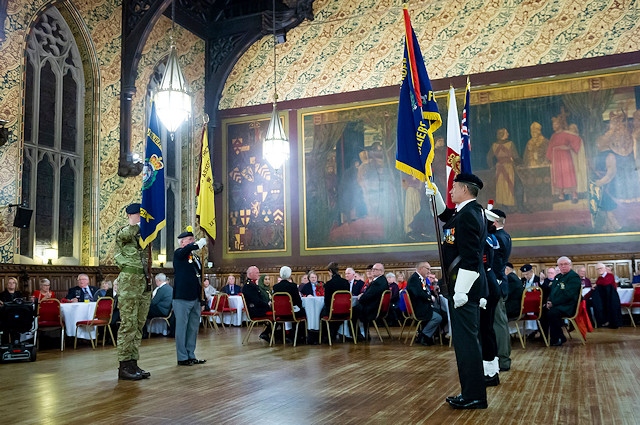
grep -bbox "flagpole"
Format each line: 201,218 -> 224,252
199,113 -> 210,288
428,181 -> 450,296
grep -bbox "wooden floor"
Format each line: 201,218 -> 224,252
3,323 -> 640,425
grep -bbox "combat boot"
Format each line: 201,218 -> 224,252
132,359 -> 151,378
118,360 -> 143,380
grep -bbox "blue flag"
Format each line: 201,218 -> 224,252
460,78 -> 472,173
395,8 -> 442,189
140,102 -> 166,248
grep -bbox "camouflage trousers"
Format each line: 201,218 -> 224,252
116,272 -> 151,362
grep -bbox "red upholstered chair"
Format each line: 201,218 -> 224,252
398,291 -> 423,346
270,292 -> 307,347
513,287 -> 549,348
370,290 -> 392,342
319,290 -> 356,346
562,294 -> 585,345
36,299 -> 65,351
620,286 -> 640,328
201,294 -> 222,331
240,293 -> 273,345
218,293 -> 238,325
74,297 -> 115,349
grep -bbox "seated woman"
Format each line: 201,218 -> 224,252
33,278 -> 55,301
0,277 -> 24,305
258,275 -> 273,303
94,280 -> 112,299
202,278 -> 217,310
272,266 -> 305,320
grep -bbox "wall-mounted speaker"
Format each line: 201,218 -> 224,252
13,207 -> 33,228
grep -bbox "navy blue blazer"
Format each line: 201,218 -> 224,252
172,243 -> 202,301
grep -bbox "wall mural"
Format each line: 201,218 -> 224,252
225,118 -> 286,253
301,69 -> 640,250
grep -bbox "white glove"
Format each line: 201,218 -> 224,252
479,298 -> 487,309
196,237 -> 207,249
453,268 -> 480,308
453,292 -> 468,308
425,182 -> 446,215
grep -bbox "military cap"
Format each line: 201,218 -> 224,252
454,173 -> 484,190
505,262 -> 514,269
485,209 -> 499,222
520,264 -> 533,272
125,203 -> 141,214
178,225 -> 194,239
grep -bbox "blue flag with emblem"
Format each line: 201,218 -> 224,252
395,8 -> 442,190
140,102 -> 166,248
460,78 -> 472,174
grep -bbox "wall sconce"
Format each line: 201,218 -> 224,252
43,247 -> 58,265
157,254 -> 166,268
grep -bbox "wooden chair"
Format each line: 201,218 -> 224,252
370,289 -> 392,342
148,309 -> 173,338
620,286 -> 640,328
513,287 -> 549,348
74,297 -> 115,349
562,293 -> 586,345
201,294 -> 222,331
398,291 -> 423,346
270,292 -> 307,347
36,299 -> 65,351
218,293 -> 238,325
319,290 -> 356,346
240,293 -> 273,345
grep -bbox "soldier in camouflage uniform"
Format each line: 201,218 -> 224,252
114,203 -> 152,380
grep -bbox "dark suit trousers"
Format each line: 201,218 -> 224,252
449,298 -> 487,401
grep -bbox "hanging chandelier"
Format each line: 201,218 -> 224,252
263,0 -> 289,170
154,0 -> 191,134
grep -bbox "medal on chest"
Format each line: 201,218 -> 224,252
443,227 -> 455,244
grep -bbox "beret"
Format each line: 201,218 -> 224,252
520,264 -> 533,272
454,173 -> 484,190
125,203 -> 141,214
178,225 -> 194,239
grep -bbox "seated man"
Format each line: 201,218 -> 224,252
504,263 -> 524,319
385,272 -> 401,325
591,263 -> 622,328
243,265 -> 272,342
406,262 -> 443,346
143,273 -> 174,337
300,271 -> 323,297
545,256 -> 582,346
221,275 -> 242,295
65,274 -> 99,302
352,263 -> 388,340
320,262 -> 349,341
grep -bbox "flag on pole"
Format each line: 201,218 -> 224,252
395,7 -> 442,189
460,78 -> 472,174
140,102 -> 166,248
445,86 -> 461,208
196,125 -> 216,240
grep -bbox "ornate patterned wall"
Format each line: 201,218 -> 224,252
0,0 -> 204,264
219,0 -> 640,109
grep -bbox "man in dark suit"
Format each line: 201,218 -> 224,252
221,275 -> 242,295
319,262 -> 350,342
242,265 -> 272,342
406,262 -> 443,346
546,256 -> 582,346
65,274 -> 100,302
352,262 -> 388,340
520,264 -> 540,288
504,263 -> 524,319
172,227 -> 207,366
143,273 -> 174,337
300,271 -> 324,297
427,173 -> 488,410
345,267 -> 364,296
490,209 -> 513,372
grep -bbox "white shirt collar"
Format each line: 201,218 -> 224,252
456,198 -> 476,212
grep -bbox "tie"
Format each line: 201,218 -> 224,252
230,285 -> 234,294
84,288 -> 90,300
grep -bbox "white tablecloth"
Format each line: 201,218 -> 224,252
300,296 -> 361,336
211,295 -> 246,326
60,302 -> 96,339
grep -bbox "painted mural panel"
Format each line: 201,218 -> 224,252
301,69 -> 640,250
225,118 -> 286,253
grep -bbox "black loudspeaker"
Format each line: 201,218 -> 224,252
13,207 -> 33,228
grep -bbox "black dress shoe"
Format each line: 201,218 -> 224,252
448,397 -> 488,409
484,374 -> 500,387
421,335 -> 435,346
259,333 -> 270,342
189,358 -> 206,365
177,360 -> 193,366
414,333 -> 424,344
446,394 -> 462,403
499,366 -> 510,372
550,339 -> 564,346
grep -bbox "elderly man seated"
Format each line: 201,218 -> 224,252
589,263 -> 622,328
143,274 -> 174,338
545,256 -> 582,346
406,262 -> 444,346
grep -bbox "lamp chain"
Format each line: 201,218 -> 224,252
273,0 -> 277,105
